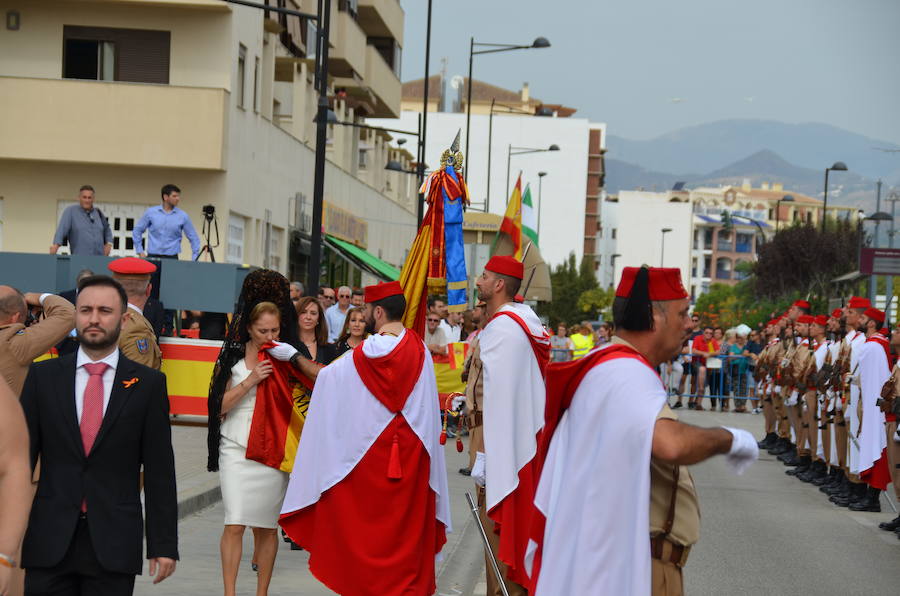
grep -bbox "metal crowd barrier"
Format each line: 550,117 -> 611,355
660,353 -> 764,403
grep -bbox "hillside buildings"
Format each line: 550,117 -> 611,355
598,182 -> 858,299
0,0 -> 415,287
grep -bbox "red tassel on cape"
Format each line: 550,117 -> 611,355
388,433 -> 402,479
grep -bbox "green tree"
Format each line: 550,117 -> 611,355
577,286 -> 615,320
539,253 -> 600,327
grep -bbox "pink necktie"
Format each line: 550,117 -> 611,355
80,362 -> 108,456
81,362 -> 108,512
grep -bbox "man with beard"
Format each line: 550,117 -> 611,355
19,275 -> 178,595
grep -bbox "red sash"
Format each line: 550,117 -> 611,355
353,331 -> 425,413
527,343 -> 657,591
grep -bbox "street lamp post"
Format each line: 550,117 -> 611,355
887,190 -> 900,322
506,144 -> 559,202
481,100 -> 552,212
822,161 -> 849,232
775,194 -> 795,232
464,36 -> 551,180
661,228 -> 673,266
537,171 -> 547,238
863,210 -> 893,302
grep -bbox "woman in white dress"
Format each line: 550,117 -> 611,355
217,301 -> 290,596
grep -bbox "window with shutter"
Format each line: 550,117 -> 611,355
63,25 -> 170,84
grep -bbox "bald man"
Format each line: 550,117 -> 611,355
0,287 -> 74,394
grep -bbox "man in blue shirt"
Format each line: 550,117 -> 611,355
133,184 -> 201,260
50,185 -> 113,256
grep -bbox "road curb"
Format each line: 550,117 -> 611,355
177,479 -> 222,520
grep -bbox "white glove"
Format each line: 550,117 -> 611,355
723,427 -> 759,475
451,394 -> 466,410
471,451 -> 486,487
835,397 -> 843,412
266,340 -> 298,362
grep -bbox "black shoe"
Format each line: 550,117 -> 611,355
459,467 -> 471,476
688,402 -> 696,409
799,461 -> 826,483
673,401 -> 683,409
757,432 -> 777,449
878,516 -> 900,531
810,466 -> 834,486
780,452 -> 801,466
848,487 -> 882,512
768,439 -> 789,455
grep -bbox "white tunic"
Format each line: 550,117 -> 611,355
856,340 -> 889,474
528,352 -> 666,596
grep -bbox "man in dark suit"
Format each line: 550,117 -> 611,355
19,275 -> 178,595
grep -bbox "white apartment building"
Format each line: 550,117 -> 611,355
0,0 -> 415,287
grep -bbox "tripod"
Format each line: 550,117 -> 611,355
196,209 -> 220,262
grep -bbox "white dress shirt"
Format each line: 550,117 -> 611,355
439,319 -> 461,343
75,347 -> 120,422
324,303 -> 350,342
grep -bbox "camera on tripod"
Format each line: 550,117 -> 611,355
196,204 -> 220,262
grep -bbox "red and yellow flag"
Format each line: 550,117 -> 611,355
499,175 -> 524,259
245,344 -> 315,473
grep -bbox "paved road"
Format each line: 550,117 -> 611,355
136,410 -> 900,595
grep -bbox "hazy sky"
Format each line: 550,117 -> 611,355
398,0 -> 900,144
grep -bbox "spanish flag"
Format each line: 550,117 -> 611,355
245,343 -> 315,473
499,175 -> 524,259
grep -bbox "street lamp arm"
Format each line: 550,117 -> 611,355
472,43 -> 534,54
336,120 -> 420,138
219,0 -> 318,20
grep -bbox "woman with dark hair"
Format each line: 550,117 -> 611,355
295,296 -> 336,371
333,306 -> 368,357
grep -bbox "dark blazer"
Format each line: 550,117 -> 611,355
19,353 -> 178,575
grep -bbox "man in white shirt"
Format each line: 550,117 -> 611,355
324,286 -> 352,342
424,312 -> 448,356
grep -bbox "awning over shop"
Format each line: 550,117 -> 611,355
325,235 -> 400,281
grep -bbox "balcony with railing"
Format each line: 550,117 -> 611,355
0,76 -> 227,170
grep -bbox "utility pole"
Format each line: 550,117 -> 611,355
868,180 -> 882,302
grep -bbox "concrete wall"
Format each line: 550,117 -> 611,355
599,191 -> 693,291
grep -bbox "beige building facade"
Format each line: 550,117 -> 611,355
0,0 -> 414,286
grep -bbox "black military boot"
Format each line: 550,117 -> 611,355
848,486 -> 882,512
786,455 -> 811,475
810,464 -> 834,486
878,515 -> 900,531
833,482 -> 866,507
757,432 -> 777,449
798,459 -> 825,483
779,449 -> 800,465
768,437 -> 790,455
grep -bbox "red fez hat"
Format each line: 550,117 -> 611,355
364,281 -> 403,303
108,256 -> 156,275
864,307 -> 885,323
796,314 -> 814,324
615,267 -> 688,301
813,315 -> 829,327
485,255 -> 524,280
830,308 -> 843,319
793,300 -> 810,309
848,296 -> 871,309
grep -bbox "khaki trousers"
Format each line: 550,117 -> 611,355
477,488 -> 528,596
651,559 -> 684,596
820,404 -> 832,466
887,420 -> 900,500
774,388 -> 791,439
763,391 -> 776,433
834,410 -> 848,469
803,391 -> 818,457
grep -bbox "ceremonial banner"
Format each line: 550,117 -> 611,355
499,175 -> 524,259
245,343 -> 314,473
399,136 -> 470,335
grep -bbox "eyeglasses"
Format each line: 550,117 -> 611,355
338,294 -> 351,298
426,318 -> 440,322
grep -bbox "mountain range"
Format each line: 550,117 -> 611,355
605,119 -> 900,212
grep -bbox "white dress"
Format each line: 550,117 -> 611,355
219,360 -> 290,528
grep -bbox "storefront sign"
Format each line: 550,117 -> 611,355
324,202 -> 368,248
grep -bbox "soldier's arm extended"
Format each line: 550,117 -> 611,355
9,294 -> 75,365
652,418 -> 734,465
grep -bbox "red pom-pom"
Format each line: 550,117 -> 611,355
456,437 -> 463,452
439,430 -> 447,445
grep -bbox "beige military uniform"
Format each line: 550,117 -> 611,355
0,294 -> 75,394
650,405 -> 701,596
788,340 -> 812,455
884,364 -> 900,500
119,305 -> 161,370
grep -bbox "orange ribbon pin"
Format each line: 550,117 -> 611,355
122,377 -> 139,388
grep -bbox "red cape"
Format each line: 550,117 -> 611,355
279,333 -> 446,596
